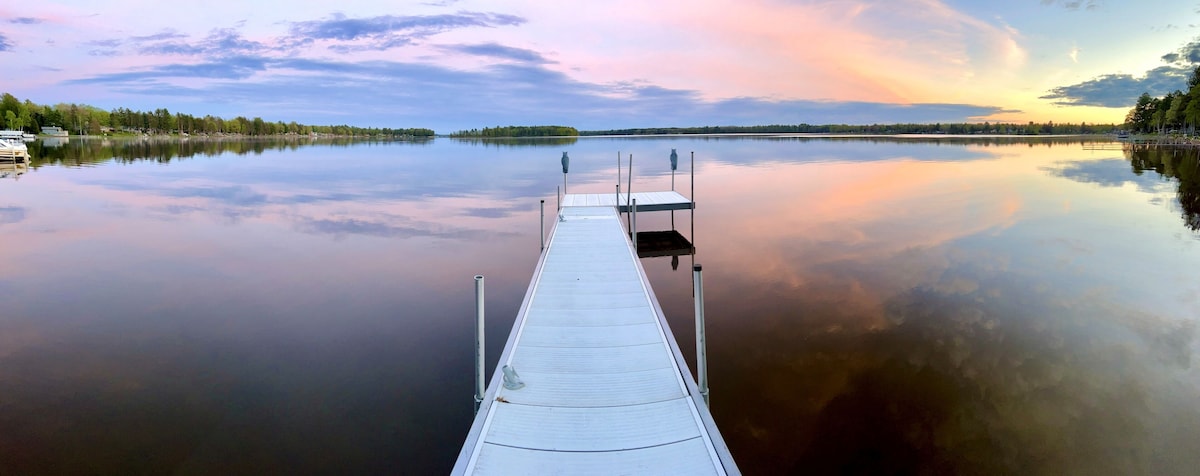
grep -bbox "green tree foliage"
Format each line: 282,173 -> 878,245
1125,68 -> 1200,134
0,92 -> 434,137
450,125 -> 579,137
580,122 -> 1117,136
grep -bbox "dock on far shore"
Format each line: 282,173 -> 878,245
452,188 -> 738,475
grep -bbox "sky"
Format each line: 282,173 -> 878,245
2,0 -> 1200,132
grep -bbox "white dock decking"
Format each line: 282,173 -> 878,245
561,191 -> 695,212
453,195 -> 737,475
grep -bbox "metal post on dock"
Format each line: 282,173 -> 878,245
561,151 -> 569,195
628,152 -> 638,208
631,198 -> 638,250
690,151 -> 695,251
693,264 -> 709,406
617,151 -> 621,196
616,184 -> 620,210
540,199 -> 545,252
670,149 -> 678,191
626,153 -> 633,229
474,275 -> 485,415
557,185 -> 561,212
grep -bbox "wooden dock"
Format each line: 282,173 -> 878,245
453,193 -> 738,475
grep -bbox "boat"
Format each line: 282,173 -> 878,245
0,138 -> 30,162
0,130 -> 24,140
41,126 -> 68,138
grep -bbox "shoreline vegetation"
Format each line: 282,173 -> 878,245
448,123 -> 1123,138
0,92 -> 434,139
9,87 -> 1200,144
1124,65 -> 1200,137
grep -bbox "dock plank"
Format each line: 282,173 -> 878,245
472,439 -> 720,476
484,399 -> 702,451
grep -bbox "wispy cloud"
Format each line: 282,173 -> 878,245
1040,0 -> 1102,11
285,12 -> 525,51
1160,37 -> 1200,64
8,17 -> 43,25
0,33 -> 11,52
66,56 -> 269,84
137,28 -> 268,56
441,42 -> 553,64
130,30 -> 189,43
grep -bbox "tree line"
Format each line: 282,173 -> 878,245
1125,66 -> 1200,134
0,92 -> 433,138
449,125 -> 579,137
582,121 -> 1118,136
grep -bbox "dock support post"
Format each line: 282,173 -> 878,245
631,198 -> 638,250
474,275 -> 485,415
628,153 -> 638,230
626,153 -> 633,230
690,151 -> 695,251
557,186 -> 561,212
616,184 -> 621,210
540,199 -> 545,252
693,264 -> 709,406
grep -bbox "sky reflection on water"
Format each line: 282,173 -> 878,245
0,137 -> 1197,474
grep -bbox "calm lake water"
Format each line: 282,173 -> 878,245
1,136 -> 1198,474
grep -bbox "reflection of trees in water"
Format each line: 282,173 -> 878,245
448,137 -> 579,147
1126,146 -> 1200,231
715,260 -> 1197,474
24,137 -> 431,168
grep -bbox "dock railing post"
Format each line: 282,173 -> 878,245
671,149 -> 678,191
626,153 -> 633,230
627,153 -> 634,200
631,198 -> 638,250
693,264 -> 709,407
616,184 -> 621,210
540,199 -> 545,252
474,275 -> 485,415
557,185 -> 561,212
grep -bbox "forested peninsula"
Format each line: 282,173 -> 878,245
0,93 -> 433,138
1124,66 -> 1200,134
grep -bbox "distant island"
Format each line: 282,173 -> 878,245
449,125 -> 579,138
0,92 -> 434,138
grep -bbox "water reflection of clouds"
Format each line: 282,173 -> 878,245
0,206 -> 26,225
291,214 -> 512,241
1043,158 -> 1171,193
675,147 -> 1200,473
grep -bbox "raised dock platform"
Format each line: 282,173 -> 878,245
562,191 -> 695,212
453,193 -> 737,475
